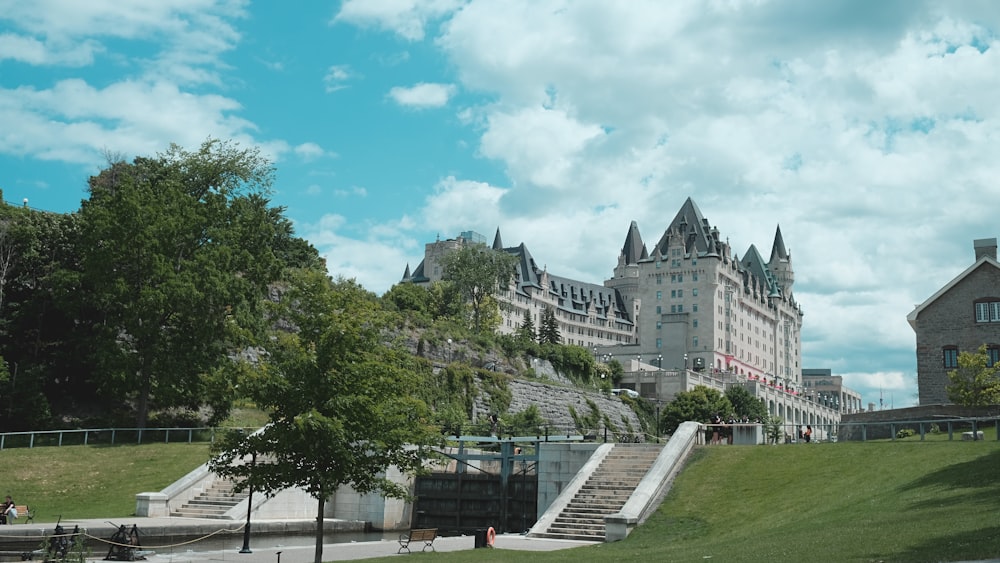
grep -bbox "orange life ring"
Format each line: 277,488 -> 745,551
486,526 -> 496,547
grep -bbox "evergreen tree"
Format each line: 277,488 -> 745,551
539,306 -> 561,345
518,309 -> 536,342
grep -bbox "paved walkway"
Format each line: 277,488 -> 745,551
0,517 -> 591,562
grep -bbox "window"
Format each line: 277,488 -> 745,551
693,336 -> 699,347
989,346 -> 1000,367
693,319 -> 698,328
693,273 -> 699,281
692,288 -> 698,296
656,321 -> 662,329
657,291 -> 662,300
943,347 -> 958,369
678,289 -> 684,298
656,305 -> 661,314
678,274 -> 683,283
656,338 -> 662,348
693,304 -> 699,312
975,300 -> 1000,322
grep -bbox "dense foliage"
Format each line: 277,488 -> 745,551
0,140 -> 320,429
659,386 -> 732,435
947,344 -> 1000,406
210,268 -> 441,563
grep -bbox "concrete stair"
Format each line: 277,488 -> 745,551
171,479 -> 248,519
534,443 -> 662,542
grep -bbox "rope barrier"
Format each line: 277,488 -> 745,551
0,524 -> 248,551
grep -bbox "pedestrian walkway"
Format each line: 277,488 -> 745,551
0,516 -> 590,562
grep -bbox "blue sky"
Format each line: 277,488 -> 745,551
3,1 -> 1000,411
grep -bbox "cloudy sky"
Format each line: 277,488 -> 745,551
3,0 -> 999,410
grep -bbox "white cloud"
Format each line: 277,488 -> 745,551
334,0 -> 465,41
301,213 -> 420,294
324,65 -> 353,93
388,82 -> 455,108
293,142 -> 328,161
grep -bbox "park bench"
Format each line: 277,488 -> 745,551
397,528 -> 437,554
3,505 -> 33,524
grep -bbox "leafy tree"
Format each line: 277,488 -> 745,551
0,205 -> 85,429
725,385 -> 769,421
660,386 -> 732,435
382,283 -> 433,319
539,305 -> 561,345
78,139 -> 286,427
947,344 -> 1000,406
501,404 -> 547,436
439,243 -> 517,333
211,268 -> 441,563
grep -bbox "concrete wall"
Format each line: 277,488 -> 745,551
535,442 -> 603,518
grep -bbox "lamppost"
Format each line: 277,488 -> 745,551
656,354 -> 662,369
636,355 -> 642,371
683,353 -> 688,370
239,451 -> 257,554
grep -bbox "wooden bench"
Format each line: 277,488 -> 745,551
2,505 -> 33,524
397,528 -> 437,554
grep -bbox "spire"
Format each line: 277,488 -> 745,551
492,228 -> 504,250
770,225 -> 789,262
621,221 -> 648,264
402,263 -> 411,280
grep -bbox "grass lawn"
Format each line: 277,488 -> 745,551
3,427 -> 999,562
378,436 -> 1000,563
0,442 -> 213,522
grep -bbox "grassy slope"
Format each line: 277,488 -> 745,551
1,443 -> 213,521
395,434 -> 1000,563
3,431 -> 1000,562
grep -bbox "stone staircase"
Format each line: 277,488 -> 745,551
534,443 -> 662,542
171,479 -> 248,519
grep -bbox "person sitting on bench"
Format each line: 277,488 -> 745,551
1,496 -> 16,524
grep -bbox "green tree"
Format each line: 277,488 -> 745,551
78,139 -> 286,427
947,344 -> 1000,406
210,268 -> 441,563
0,204 -> 83,429
518,309 -> 536,343
439,243 -> 517,333
660,386 -> 732,435
725,385 -> 769,421
539,305 -> 561,345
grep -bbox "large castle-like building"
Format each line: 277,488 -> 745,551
403,197 -> 805,388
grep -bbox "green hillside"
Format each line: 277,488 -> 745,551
4,437 -> 1000,562
412,437 -> 1000,563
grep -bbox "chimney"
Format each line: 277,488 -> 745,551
973,238 -> 998,261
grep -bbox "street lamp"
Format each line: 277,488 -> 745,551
683,353 -> 688,370
239,451 -> 257,554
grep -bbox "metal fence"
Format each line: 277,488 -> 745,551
712,417 -> 1000,444
0,426 -> 261,450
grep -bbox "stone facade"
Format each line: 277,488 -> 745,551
403,197 -> 805,387
908,238 -> 1000,405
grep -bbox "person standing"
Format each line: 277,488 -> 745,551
804,425 -> 813,443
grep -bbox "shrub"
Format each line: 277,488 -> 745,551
896,428 -> 916,439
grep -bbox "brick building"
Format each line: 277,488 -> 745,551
907,238 -> 1000,405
